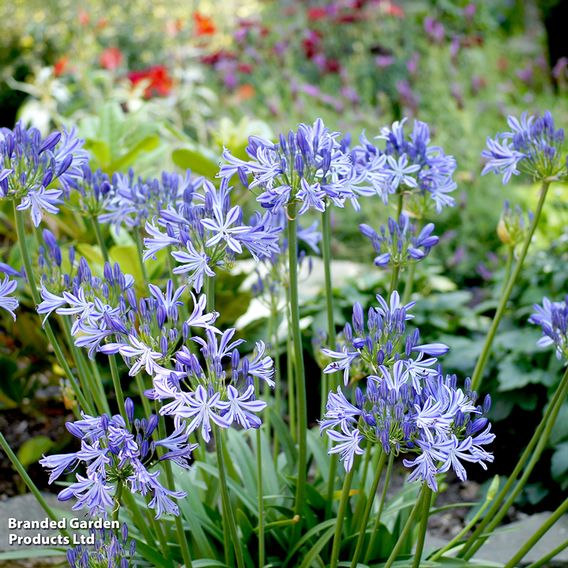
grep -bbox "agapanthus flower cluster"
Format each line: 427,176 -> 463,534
148,327 -> 274,443
40,400 -> 195,518
38,251 -> 216,371
0,276 -> 19,321
144,178 -> 281,292
360,213 -> 439,268
529,296 -> 568,362
320,294 -> 494,489
497,201 -> 533,247
349,119 -> 457,212
219,118 -> 358,213
66,165 -> 112,217
67,523 -> 135,568
0,122 -> 88,226
100,169 -> 200,231
482,111 -> 567,184
321,291 -> 449,387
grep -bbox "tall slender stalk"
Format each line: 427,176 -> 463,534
134,229 -> 149,282
350,449 -> 387,568
214,427 -> 245,568
13,204 -> 91,414
504,495 -> 568,568
322,206 -> 337,394
256,425 -> 265,567
461,365 -> 568,559
384,485 -> 427,568
412,486 -> 433,568
92,218 -> 109,263
287,206 -> 308,531
470,180 -> 550,391
329,466 -> 356,568
527,538 -> 568,568
365,450 -> 395,563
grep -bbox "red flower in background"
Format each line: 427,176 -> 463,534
384,1 -> 404,18
78,9 -> 89,26
193,12 -> 216,36
100,47 -> 123,71
307,7 -> 327,21
54,56 -> 69,77
127,66 -> 173,98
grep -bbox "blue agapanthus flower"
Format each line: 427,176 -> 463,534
0,277 -> 19,321
143,179 -> 281,292
40,401 -> 194,518
321,360 -> 494,490
529,296 -> 568,362
349,119 -> 457,212
320,291 -> 494,487
99,169 -> 199,231
219,118 -> 358,213
321,291 -> 448,387
0,123 -> 88,226
482,111 -> 566,183
149,329 -> 274,443
360,213 -> 439,268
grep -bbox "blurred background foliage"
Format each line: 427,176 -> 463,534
0,0 -> 567,504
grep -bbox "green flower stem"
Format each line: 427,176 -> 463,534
402,262 -> 416,305
287,207 -> 308,533
256,424 -> 265,567
214,426 -> 245,568
154,402 -> 193,568
14,205 -> 91,414
504,495 -> 568,568
364,450 -> 395,563
0,432 -> 70,539
108,353 -> 127,421
61,317 -> 107,414
329,465 -> 356,568
502,246 -> 515,295
389,264 -> 401,296
322,206 -> 337,394
134,229 -> 149,283
135,374 -> 152,417
112,482 -> 123,523
89,357 -> 111,415
470,180 -> 550,392
261,515 -> 300,532
412,486 -> 433,568
206,274 -> 215,312
350,449 -> 387,568
92,218 -> 109,263
270,298 -> 282,462
461,365 -> 568,559
325,455 -> 339,520
352,445 -> 374,525
384,484 -> 427,568
429,478 -> 496,561
527,538 -> 568,568
89,213 -> 129,420
121,491 -> 159,550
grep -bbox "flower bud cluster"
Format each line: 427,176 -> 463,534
0,122 -> 88,226
482,112 -> 567,183
530,296 -> 568,362
360,213 -> 439,268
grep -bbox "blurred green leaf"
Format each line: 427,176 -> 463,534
17,436 -> 54,469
